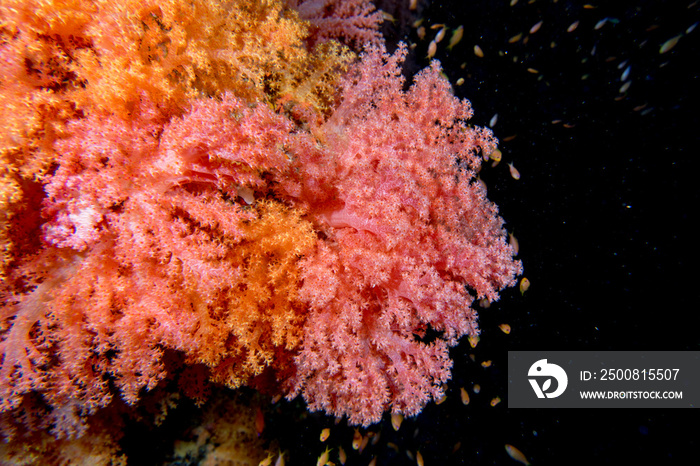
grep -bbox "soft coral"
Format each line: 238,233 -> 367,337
284,44 -> 522,425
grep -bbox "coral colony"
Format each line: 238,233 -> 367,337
0,0 -> 521,460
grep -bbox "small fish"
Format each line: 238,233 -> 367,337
338,446 -> 347,465
237,185 -> 255,204
499,323 -> 512,334
391,413 -> 404,431
259,453 -> 275,466
509,233 -> 519,255
509,33 -> 523,43
508,162 -> 521,180
320,427 -> 330,442
352,429 -> 362,450
427,40 -> 437,58
481,360 -> 492,368
460,387 -> 470,405
490,148 -> 502,166
447,25 -> 464,50
567,21 -> 579,33
619,81 -> 631,93
435,26 -> 446,43
416,450 -> 424,466
621,65 -> 630,81
417,26 -> 426,40
468,334 -> 480,348
317,446 -> 332,466
255,407 -> 265,437
473,384 -> 481,394
660,35 -> 681,54
381,11 -> 396,23
529,21 -> 543,34
490,113 -> 499,128
474,44 -> 484,57
490,396 -> 501,407
456,77 -> 465,86
520,277 -> 530,294
505,444 -> 530,465
594,18 -> 608,30
409,0 -> 418,10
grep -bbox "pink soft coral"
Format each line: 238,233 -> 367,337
283,44 -> 522,425
291,0 -> 384,49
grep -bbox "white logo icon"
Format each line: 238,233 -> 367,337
528,359 -> 568,398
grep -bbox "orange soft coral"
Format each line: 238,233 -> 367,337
0,93 -> 316,437
0,0 -> 312,118
0,0 -> 347,279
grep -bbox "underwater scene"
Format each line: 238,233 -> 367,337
0,0 -> 698,464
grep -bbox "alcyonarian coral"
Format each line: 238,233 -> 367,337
0,94 -> 315,438
283,44 -> 522,425
0,0 -> 345,279
291,0 -> 384,49
1,0 -> 522,444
